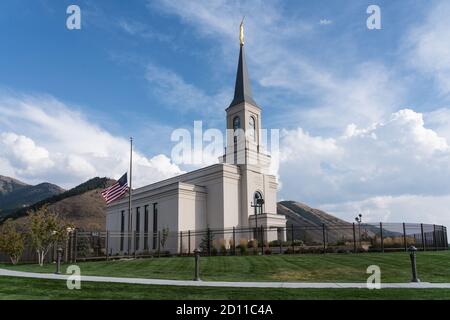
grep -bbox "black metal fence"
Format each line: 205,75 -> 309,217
0,223 -> 447,264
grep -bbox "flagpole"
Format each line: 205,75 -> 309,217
128,137 -> 133,256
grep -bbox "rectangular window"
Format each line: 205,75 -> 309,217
120,210 -> 125,251
135,207 -> 140,251
152,203 -> 158,250
144,205 -> 149,251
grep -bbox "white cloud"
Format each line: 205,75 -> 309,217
0,92 -> 183,188
319,19 -> 332,25
117,18 -> 173,43
278,109 -> 450,222
298,62 -> 405,130
425,108 -> 450,142
152,0 -> 405,132
0,132 -> 54,176
406,1 -> 450,95
320,194 -> 450,228
145,63 -> 230,119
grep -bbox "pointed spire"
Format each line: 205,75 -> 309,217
229,20 -> 258,109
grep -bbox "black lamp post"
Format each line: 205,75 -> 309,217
355,214 -> 362,248
193,248 -> 201,281
408,246 -> 420,282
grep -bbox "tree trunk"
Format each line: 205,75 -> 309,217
37,250 -> 44,266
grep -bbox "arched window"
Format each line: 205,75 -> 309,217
233,116 -> 240,131
233,116 -> 240,143
249,116 -> 256,141
253,191 -> 263,215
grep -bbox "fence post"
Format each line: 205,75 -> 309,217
280,231 -> 283,254
207,228 -> 211,256
133,231 -> 137,258
352,223 -> 357,253
188,230 -> 191,256
433,224 -> 437,250
403,222 -> 407,252
380,222 -> 384,253
64,236 -> 68,263
157,231 -> 161,258
105,231 -> 109,261
445,227 -> 448,250
260,225 -> 264,255
74,230 -> 78,263
421,223 -> 425,251
232,227 -> 236,256
291,225 -> 294,254
179,231 -> 183,256
322,224 -> 326,253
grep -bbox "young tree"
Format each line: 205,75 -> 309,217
28,205 -> 71,266
199,228 -> 214,254
0,219 -> 25,265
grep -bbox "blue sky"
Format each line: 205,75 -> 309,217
1,0 -> 450,226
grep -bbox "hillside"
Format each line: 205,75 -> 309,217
0,176 -> 64,217
0,175 -> 28,195
2,177 -> 116,228
15,188 -> 112,231
277,200 -> 355,243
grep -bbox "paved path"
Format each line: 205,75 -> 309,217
1,268 -> 450,289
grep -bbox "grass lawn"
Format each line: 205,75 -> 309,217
0,276 -> 449,300
1,250 -> 450,283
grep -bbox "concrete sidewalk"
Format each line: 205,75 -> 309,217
1,268 -> 450,289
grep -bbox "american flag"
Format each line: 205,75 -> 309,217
101,173 -> 128,204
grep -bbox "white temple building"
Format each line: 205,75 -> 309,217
106,26 -> 287,254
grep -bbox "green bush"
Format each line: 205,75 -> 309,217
292,240 -> 304,247
238,244 -> 248,256
269,240 -> 280,247
220,244 -> 227,256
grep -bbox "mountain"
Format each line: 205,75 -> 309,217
6,177 -> 115,231
0,175 -> 28,195
277,200 -> 355,243
5,177 -> 116,228
0,176 -> 64,217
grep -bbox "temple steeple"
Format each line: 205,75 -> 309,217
229,20 -> 258,109
222,18 -> 269,169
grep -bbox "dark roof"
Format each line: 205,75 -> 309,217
228,45 -> 259,109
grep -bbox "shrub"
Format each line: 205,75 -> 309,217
269,240 -> 280,247
199,228 -> 214,253
238,244 -> 248,256
220,244 -> 227,255
228,239 -> 235,250
0,219 -> 25,264
292,240 -> 304,247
